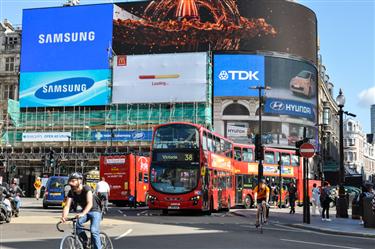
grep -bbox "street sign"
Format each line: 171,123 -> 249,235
299,143 -> 315,158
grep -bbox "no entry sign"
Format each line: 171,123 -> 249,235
300,143 -> 315,158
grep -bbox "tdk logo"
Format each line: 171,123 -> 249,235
35,77 -> 94,99
218,70 -> 259,81
270,101 -> 285,111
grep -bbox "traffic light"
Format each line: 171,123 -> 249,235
254,134 -> 264,160
49,150 -> 55,168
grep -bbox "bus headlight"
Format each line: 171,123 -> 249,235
148,195 -> 157,203
190,196 -> 200,205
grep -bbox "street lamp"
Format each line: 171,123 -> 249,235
318,103 -> 330,183
335,89 -> 356,218
250,85 -> 272,183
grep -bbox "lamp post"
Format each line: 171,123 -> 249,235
250,85 -> 271,183
319,103 -> 330,185
335,89 -> 356,218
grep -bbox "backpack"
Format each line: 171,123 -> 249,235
320,188 -> 330,203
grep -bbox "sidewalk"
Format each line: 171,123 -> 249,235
231,206 -> 375,238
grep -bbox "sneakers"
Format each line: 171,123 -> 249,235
322,218 -> 326,221
326,218 -> 332,221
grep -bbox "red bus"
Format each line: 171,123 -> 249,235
148,122 -> 235,214
233,143 -> 304,208
99,154 -> 150,207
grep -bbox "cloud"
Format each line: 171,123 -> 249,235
358,86 -> 375,107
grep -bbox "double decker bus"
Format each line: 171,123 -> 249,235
233,144 -> 303,208
99,154 -> 149,207
148,122 -> 235,214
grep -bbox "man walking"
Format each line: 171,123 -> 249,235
288,182 -> 297,214
33,177 -> 42,200
311,183 -> 321,216
96,177 -> 110,213
320,181 -> 332,221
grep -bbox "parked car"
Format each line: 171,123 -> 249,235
43,176 -> 68,209
327,185 -> 361,208
290,70 -> 316,98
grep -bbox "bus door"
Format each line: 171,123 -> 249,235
235,175 -> 243,204
203,167 -> 209,209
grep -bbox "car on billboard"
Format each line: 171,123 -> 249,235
289,70 -> 316,98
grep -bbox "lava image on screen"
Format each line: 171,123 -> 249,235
113,0 -> 317,63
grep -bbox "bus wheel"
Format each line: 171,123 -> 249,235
244,195 -> 252,209
162,210 -> 168,215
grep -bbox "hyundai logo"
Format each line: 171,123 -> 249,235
35,77 -> 95,99
270,101 -> 285,111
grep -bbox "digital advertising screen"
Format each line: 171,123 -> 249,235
112,0 -> 317,63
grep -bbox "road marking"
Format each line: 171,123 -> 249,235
280,239 -> 362,249
118,210 -> 123,214
115,228 -> 133,240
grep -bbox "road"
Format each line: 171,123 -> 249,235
0,199 -> 374,249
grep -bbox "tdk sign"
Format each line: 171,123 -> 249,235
35,77 -> 94,99
265,98 -> 315,120
218,70 -> 260,81
214,55 -> 265,97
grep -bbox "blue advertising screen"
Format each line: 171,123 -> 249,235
264,98 -> 315,120
214,55 -> 265,97
19,69 -> 111,107
91,130 -> 152,142
21,4 -> 113,72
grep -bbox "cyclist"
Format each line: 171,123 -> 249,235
61,173 -> 102,249
254,178 -> 270,227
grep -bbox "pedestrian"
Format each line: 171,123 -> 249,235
358,182 -> 374,225
33,177 -> 42,200
311,183 -> 321,216
95,176 -> 110,213
288,182 -> 297,214
320,182 -> 332,221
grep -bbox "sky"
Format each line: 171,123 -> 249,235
1,0 -> 374,133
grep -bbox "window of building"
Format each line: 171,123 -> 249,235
223,103 -> 250,116
5,57 -> 15,71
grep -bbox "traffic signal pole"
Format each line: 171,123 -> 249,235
302,127 -> 310,224
258,87 -> 263,183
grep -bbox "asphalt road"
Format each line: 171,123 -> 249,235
0,199 -> 374,249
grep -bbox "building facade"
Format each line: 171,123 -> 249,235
344,118 -> 375,181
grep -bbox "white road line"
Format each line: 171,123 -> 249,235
118,210 -> 123,214
123,214 -> 127,217
115,228 -> 133,240
280,239 -> 362,249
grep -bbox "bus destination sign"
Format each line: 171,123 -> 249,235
155,152 -> 196,162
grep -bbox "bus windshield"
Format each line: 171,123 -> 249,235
153,124 -> 199,149
150,163 -> 199,194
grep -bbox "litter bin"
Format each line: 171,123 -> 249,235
352,194 -> 361,219
363,196 -> 375,228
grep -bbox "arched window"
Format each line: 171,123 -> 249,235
223,103 -> 249,116
348,122 -> 353,132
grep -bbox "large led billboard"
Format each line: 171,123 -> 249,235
112,53 -> 208,104
214,55 -> 265,97
214,54 -> 318,148
113,0 -> 317,63
20,4 -> 113,107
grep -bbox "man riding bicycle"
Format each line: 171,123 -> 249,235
254,179 -> 270,227
61,173 -> 102,249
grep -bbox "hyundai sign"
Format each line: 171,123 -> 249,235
19,70 -> 110,107
20,4 -> 113,107
21,4 -> 113,72
214,55 -> 265,97
264,98 -> 315,120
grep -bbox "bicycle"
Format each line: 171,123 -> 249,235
256,201 -> 268,234
57,217 -> 113,249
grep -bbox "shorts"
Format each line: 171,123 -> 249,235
257,198 -> 267,204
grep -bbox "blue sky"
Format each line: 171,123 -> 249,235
1,0 -> 374,132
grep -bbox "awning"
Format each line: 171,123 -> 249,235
323,161 -> 339,172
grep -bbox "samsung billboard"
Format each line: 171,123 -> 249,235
20,4 -> 113,107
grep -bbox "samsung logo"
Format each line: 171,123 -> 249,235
38,31 -> 95,44
35,77 -> 94,99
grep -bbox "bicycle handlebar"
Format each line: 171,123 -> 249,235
56,218 -> 78,233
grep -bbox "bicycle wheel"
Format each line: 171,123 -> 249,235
259,208 -> 263,234
60,235 -> 84,249
100,232 -> 113,249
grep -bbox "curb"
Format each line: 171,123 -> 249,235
287,223 -> 375,238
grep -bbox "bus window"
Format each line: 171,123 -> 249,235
207,133 -> 213,152
144,174 -> 149,183
211,135 -> 217,152
224,140 -> 232,158
265,151 -> 275,164
234,147 -> 242,161
243,175 -> 254,189
215,137 -> 221,154
220,139 -> 225,155
202,132 -> 208,151
243,148 -> 253,162
138,172 -> 143,182
153,124 -> 199,149
291,154 -> 300,166
281,153 -> 291,166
